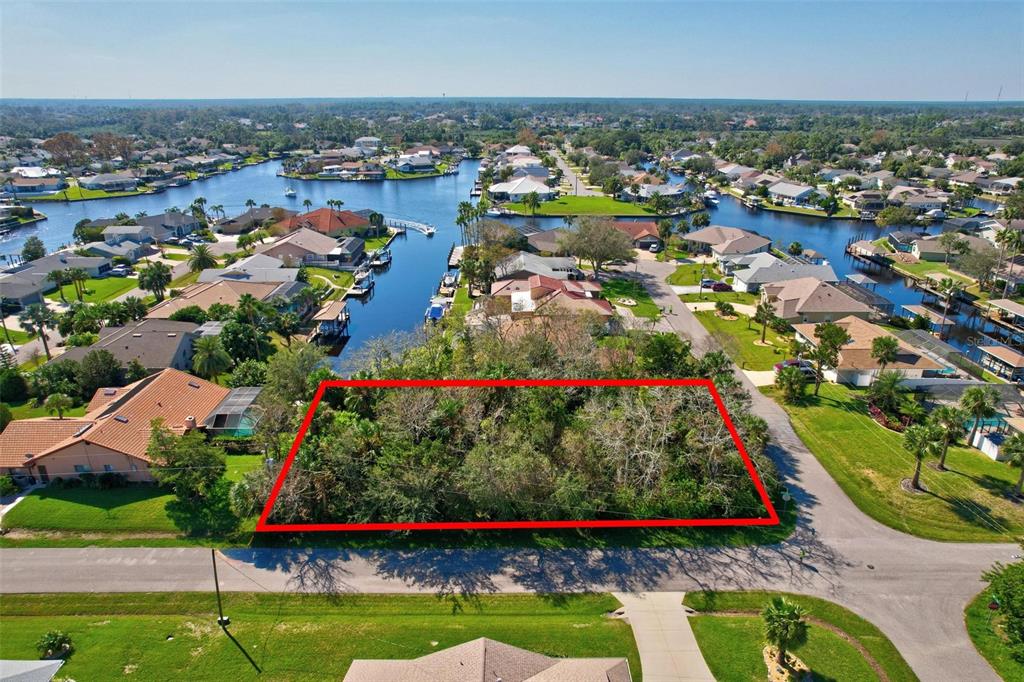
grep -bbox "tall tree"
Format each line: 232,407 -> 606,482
557,217 -> 633,277
46,269 -> 69,303
21,236 -> 45,262
44,393 -> 74,420
809,321 -> 851,396
870,335 -> 899,378
960,385 -> 1000,445
192,335 -> 233,382
18,303 -> 56,359
1001,432 -> 1024,498
187,244 -> 217,272
522,191 -> 541,217
936,277 -> 963,338
754,300 -> 775,344
903,423 -> 941,490
929,405 -> 965,471
138,262 -> 172,301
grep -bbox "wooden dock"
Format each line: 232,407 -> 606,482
448,244 -> 465,268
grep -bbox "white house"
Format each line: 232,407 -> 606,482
488,176 -> 556,202
767,182 -> 817,205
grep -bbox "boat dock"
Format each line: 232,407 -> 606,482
448,244 -> 465,268
385,216 -> 436,236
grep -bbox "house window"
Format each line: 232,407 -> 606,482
73,465 -> 92,473
103,465 -> 114,472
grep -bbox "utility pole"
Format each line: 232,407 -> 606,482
211,549 -> 230,627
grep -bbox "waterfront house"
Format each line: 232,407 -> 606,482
354,136 -> 382,152
395,156 -> 436,173
619,183 -> 687,202
977,345 -> 1024,383
729,253 -> 837,293
146,279 -> 307,319
611,221 -> 662,250
793,316 -> 942,387
525,228 -> 570,255
761,277 -> 873,323
78,172 -> 140,192
494,251 -> 583,281
767,181 -> 817,205
887,230 -> 927,252
137,211 -> 202,240
0,253 -> 111,309
911,234 -> 995,262
279,208 -> 371,238
0,369 -> 253,481
3,176 -> 67,195
488,176 -> 557,203
257,228 -> 365,267
57,319 -> 199,372
343,637 -> 631,682
216,206 -> 296,234
843,190 -> 887,213
490,275 -> 613,318
83,240 -> 147,262
683,225 -> 771,261
992,177 -> 1023,194
102,223 -> 157,246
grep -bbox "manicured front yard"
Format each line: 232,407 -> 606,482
25,183 -> 150,202
363,234 -> 392,251
693,310 -> 790,370
44,276 -> 137,303
766,382 -> 1024,542
965,588 -> 1024,681
685,591 -> 917,682
602,278 -> 660,318
505,195 -> 654,216
451,284 -> 472,317
3,456 -> 263,534
1,327 -> 35,345
667,262 -> 714,286
305,267 -> 355,289
0,593 -> 641,681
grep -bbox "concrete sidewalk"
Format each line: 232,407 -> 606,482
613,592 -> 714,682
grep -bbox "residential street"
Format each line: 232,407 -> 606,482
0,258 -> 1017,681
553,149 -> 602,196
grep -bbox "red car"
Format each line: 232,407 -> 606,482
711,282 -> 732,292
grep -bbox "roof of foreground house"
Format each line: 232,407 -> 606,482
0,369 -> 231,468
762,277 -> 872,319
793,315 -> 941,372
145,280 -> 284,318
342,637 -> 631,682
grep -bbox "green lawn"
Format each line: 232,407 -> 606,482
169,270 -> 200,289
363,235 -> 392,251
44,277 -> 137,303
505,195 -> 654,216
0,593 -> 641,681
680,291 -> 758,305
304,267 -> 354,300
760,201 -> 859,219
685,591 -> 916,682
965,588 -> 1024,681
667,262 -> 714,286
693,310 -> 790,370
1,327 -> 35,345
162,252 -> 189,261
451,284 -> 472,317
385,167 -> 443,180
3,456 -> 262,534
602,278 -> 660,319
25,183 -> 150,202
766,382 -> 1024,542
7,400 -> 88,420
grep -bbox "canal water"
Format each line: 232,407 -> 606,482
0,159 -> 999,365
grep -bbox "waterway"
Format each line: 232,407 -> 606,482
1,159 -> 1004,365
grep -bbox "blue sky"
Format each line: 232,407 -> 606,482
2,1 -> 1021,101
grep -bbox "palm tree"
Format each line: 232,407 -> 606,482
122,296 -> 147,321
1001,432 -> 1024,498
44,393 -> 74,420
870,336 -> 899,378
65,267 -> 89,302
138,261 -> 172,301
456,201 -> 475,246
245,198 -> 256,211
210,204 -> 225,221
903,423 -> 942,490
936,277 -> 963,338
19,303 -> 56,359
762,597 -> 808,666
775,365 -> 807,404
236,293 -> 263,327
190,196 -> 207,221
648,191 -> 670,216
237,233 -> 255,253
522,191 -> 541,217
0,310 -> 14,348
960,385 -> 1000,446
302,198 -> 313,212
754,300 -> 775,344
929,405 -> 965,471
191,335 -> 233,382
867,369 -> 905,415
46,269 -> 69,303
187,244 -> 217,272
787,241 -> 803,256
998,228 -> 1023,297
273,312 -> 300,347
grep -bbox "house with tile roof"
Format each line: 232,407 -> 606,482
56,319 -> 199,372
257,228 -> 365,266
0,369 -> 261,481
343,637 -> 631,682
761,277 -> 873,323
611,221 -> 662,249
279,208 -> 371,238
682,225 -> 771,261
793,315 -> 943,387
490,274 -> 613,318
145,279 -> 306,319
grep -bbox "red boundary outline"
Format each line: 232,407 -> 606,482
255,378 -> 780,532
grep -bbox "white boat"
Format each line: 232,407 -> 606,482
485,208 -> 502,217
284,188 -> 297,198
702,189 -> 719,199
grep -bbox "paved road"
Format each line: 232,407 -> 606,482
0,258 -> 1018,681
553,149 -> 602,196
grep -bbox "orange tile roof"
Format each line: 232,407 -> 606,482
283,208 -> 370,235
0,369 -> 231,467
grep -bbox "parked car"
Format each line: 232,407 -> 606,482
648,243 -> 662,253
711,282 -> 732,292
163,236 -> 181,245
774,358 -> 815,376
700,278 -> 718,288
109,265 -> 131,277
